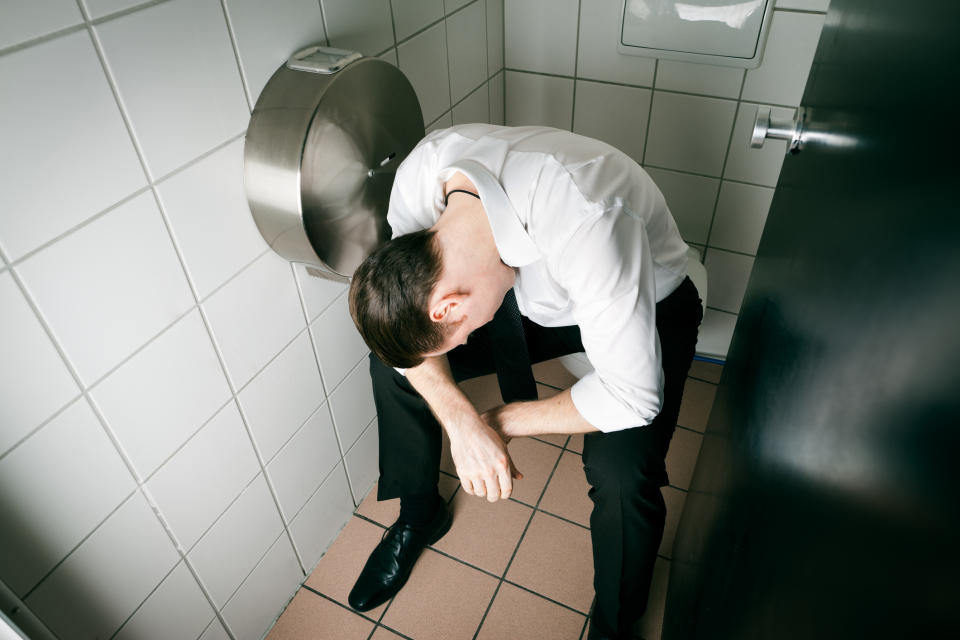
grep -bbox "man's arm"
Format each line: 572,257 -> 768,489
481,388 -> 599,440
406,356 -> 523,503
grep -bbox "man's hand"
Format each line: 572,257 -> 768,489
447,414 -> 523,503
405,355 -> 523,503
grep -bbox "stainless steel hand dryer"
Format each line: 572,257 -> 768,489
244,46 -> 425,282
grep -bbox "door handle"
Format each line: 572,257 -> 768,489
751,106 -> 805,154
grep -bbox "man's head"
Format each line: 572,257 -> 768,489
348,229 -> 448,368
350,188 -> 516,368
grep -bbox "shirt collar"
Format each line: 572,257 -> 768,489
444,158 -> 541,267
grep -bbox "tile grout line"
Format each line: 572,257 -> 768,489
703,70 -> 751,257
569,0 -> 583,132
471,443 -> 569,639
217,0 -> 254,114
290,263 -> 358,514
82,1 -> 308,630
640,60 -> 659,166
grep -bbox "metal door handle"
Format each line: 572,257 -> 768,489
751,106 -> 805,154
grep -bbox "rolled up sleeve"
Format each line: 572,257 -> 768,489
557,206 -> 663,432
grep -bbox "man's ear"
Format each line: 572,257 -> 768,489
429,293 -> 468,324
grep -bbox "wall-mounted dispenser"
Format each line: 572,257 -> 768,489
244,46 -> 424,282
617,0 -> 774,68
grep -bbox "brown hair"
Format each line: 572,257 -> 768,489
348,229 -> 447,368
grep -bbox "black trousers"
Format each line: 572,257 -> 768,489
369,277 -> 703,637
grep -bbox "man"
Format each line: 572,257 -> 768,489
347,123 -> 702,639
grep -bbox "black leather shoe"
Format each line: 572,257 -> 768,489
347,504 -> 452,611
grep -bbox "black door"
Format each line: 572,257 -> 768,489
663,1 -> 960,638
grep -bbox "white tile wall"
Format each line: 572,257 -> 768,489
344,417 -> 381,502
238,331 -> 325,462
113,562 -> 215,640
505,71 -> 574,129
157,139 -> 268,301
0,31 -> 146,261
223,0 -> 329,101
95,0 -> 250,180
188,474 -> 284,608
310,293 -> 370,391
0,399 -> 134,595
655,60 -> 744,100
202,252 -> 304,389
447,0 -> 488,103
645,92 -> 738,176
573,80 -> 652,162
221,533 -> 302,639
0,0 -> 81,50
742,11 -> 826,107
710,182 -> 775,255
25,491 -> 179,639
490,71 -> 505,125
146,403 -> 260,549
393,0 -> 445,42
91,309 -> 231,478
330,360 -> 378,452
322,0 -> 394,56
294,265 -> 348,322
576,0 -> 656,86
428,111 -> 454,132
267,406 -> 342,517
704,250 -> 756,313
503,0 -> 828,357
17,191 -> 195,387
453,83 -> 491,124
398,22 -> 451,124
505,0 -> 578,76
643,168 -> 720,246
289,463 -> 356,569
0,272 -> 79,455
0,1 -> 504,635
487,0 -> 504,77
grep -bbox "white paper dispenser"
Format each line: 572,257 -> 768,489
617,0 -> 775,68
244,46 -> 424,282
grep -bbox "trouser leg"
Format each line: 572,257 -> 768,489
583,278 -> 703,637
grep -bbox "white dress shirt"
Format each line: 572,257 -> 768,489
387,124 -> 690,432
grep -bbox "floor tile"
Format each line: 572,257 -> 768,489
369,627 -> 406,639
677,378 -> 718,432
477,582 -> 585,640
432,490 -> 532,575
304,517 -> 391,620
567,434 -> 584,453
535,432 -> 570,447
660,487 -> 686,559
506,512 -> 594,613
532,358 -> 579,389
688,360 -> 722,384
539,451 -> 593,527
505,437 -> 563,506
459,373 -> 502,412
665,428 -> 703,491
266,590 -> 373,640
380,549 -> 499,640
356,476 -> 459,528
632,557 -> 669,640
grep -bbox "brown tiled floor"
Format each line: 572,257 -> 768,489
269,358 -> 721,640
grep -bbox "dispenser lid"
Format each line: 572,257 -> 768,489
286,46 -> 363,74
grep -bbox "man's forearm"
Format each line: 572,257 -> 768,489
487,388 -> 600,438
405,355 -> 482,436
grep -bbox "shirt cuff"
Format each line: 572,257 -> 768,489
569,371 -> 662,433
